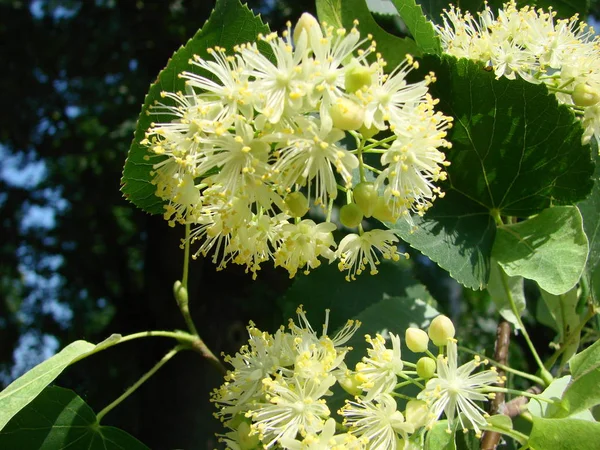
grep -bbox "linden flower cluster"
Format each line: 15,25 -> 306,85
142,13 -> 452,280
212,309 -> 502,449
437,0 -> 600,145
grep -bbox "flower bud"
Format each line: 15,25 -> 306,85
285,191 -> 309,217
330,97 -> 365,130
174,173 -> 200,205
359,123 -> 379,139
405,399 -> 429,428
428,315 -> 455,346
416,356 -> 436,379
405,327 -> 429,353
345,62 -> 373,93
236,421 -> 261,450
293,13 -> 322,45
353,182 -> 378,217
337,370 -> 362,396
173,280 -> 188,308
340,203 -> 364,228
372,196 -> 396,222
572,83 -> 600,107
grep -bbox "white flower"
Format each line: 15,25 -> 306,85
280,418 -> 365,449
287,306 -> 361,380
417,339 -> 500,436
337,230 -> 402,280
377,101 -> 452,219
355,333 -> 404,401
271,117 -> 358,207
360,55 -> 429,131
182,47 -> 253,122
237,26 -> 309,123
436,0 -> 600,145
341,393 -> 414,449
250,374 -> 336,447
274,219 -> 337,278
197,117 -> 273,202
212,323 -> 279,421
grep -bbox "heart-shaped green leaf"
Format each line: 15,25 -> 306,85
0,386 -> 148,449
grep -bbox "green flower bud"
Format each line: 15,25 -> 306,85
330,97 -> 365,130
372,196 -> 396,222
340,203 -> 364,228
405,327 -> 429,353
359,123 -> 379,139
345,63 -> 373,93
237,421 -> 261,450
173,280 -> 188,308
285,191 -> 309,217
293,13 -> 322,45
572,83 -> 600,107
428,315 -> 455,346
416,356 -> 436,379
405,399 -> 429,428
353,182 -> 378,218
338,370 -> 362,396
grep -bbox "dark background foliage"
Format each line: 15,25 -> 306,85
0,1 -> 319,447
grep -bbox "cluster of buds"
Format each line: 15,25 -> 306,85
212,308 -> 502,449
142,13 -> 452,280
437,0 -> 600,145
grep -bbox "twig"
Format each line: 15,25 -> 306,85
481,320 -> 511,450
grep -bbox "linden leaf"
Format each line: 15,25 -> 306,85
0,386 -> 148,449
0,335 -> 121,432
492,206 -> 589,295
390,0 -> 441,54
121,0 -> 271,215
316,0 -> 421,66
578,146 -> 600,303
530,417 -> 600,449
388,56 -> 594,290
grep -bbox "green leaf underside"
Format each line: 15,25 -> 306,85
121,0 -> 271,215
530,417 -> 600,449
487,261 -> 525,328
570,338 -> 600,380
493,206 -> 589,295
558,366 -> 600,416
0,386 -> 148,450
390,0 -> 441,55
0,340 -> 94,431
425,420 -> 456,450
578,146 -> 600,303
316,0 -> 421,67
529,376 -> 595,420
390,56 -> 593,290
539,287 -> 583,364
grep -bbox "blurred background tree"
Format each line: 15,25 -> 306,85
0,1 -> 318,448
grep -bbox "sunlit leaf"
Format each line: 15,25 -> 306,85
530,417 -> 600,449
493,206 -> 589,295
389,56 -> 593,290
391,0 -> 441,54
